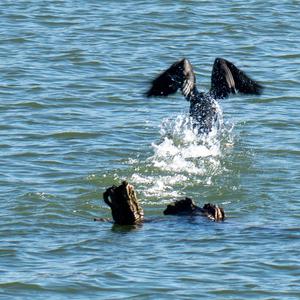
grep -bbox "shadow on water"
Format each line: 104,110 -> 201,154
111,223 -> 143,233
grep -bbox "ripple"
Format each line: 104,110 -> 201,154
47,131 -> 103,140
14,101 -> 46,109
0,282 -> 46,291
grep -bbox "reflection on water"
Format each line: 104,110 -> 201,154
111,223 -> 144,233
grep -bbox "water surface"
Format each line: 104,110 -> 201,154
1,1 -> 300,299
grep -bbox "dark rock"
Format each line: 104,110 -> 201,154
164,198 -> 225,221
202,203 -> 225,221
163,197 -> 201,215
103,181 -> 144,225
102,181 -> 225,224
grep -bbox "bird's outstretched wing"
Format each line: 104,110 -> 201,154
146,58 -> 196,98
210,58 -> 263,99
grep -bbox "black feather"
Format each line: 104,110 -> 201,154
210,58 -> 263,99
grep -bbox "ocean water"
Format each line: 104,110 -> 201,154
1,1 -> 300,299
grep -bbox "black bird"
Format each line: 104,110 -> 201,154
146,58 -> 263,134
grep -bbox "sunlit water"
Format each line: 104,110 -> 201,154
1,1 -> 300,299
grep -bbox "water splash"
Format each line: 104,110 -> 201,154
130,103 -> 234,201
152,114 -> 222,175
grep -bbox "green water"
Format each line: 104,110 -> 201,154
1,1 -> 300,299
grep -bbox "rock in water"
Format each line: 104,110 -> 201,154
163,197 -> 199,215
102,182 -> 224,224
103,181 -> 144,225
202,203 -> 225,222
164,198 -> 225,221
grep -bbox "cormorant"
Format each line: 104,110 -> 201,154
146,58 -> 263,133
